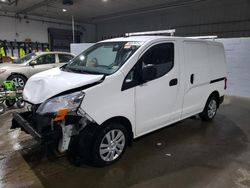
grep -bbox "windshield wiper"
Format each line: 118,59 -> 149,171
61,66 -> 75,73
61,66 -> 105,75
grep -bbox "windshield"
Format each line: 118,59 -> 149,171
13,52 -> 36,64
62,42 -> 142,75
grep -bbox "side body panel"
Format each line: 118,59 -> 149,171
80,71 -> 136,135
182,41 -> 226,119
135,40 -> 183,137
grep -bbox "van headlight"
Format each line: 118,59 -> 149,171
37,91 -> 85,115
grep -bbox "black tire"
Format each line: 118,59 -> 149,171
91,122 -> 128,167
7,74 -> 27,88
199,96 -> 218,121
16,99 -> 25,108
5,99 -> 16,107
0,104 -> 6,115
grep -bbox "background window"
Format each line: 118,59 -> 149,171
36,54 -> 55,65
141,43 -> 174,80
59,54 -> 74,63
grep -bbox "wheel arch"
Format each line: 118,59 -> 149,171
7,73 -> 28,81
100,116 -> 134,146
208,90 -> 220,107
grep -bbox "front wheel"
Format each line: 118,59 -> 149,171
199,96 -> 218,121
91,123 -> 128,166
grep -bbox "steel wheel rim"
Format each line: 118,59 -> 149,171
208,99 -> 217,118
12,77 -> 25,88
99,129 -> 125,162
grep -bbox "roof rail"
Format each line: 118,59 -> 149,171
125,29 -> 176,37
188,35 -> 218,40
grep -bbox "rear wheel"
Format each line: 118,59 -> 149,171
199,96 -> 218,121
8,75 -> 27,88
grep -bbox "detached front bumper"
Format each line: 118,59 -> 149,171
12,111 -> 62,144
12,112 -> 41,140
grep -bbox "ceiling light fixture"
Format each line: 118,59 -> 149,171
62,8 -> 67,12
102,0 -> 108,2
1,0 -> 7,2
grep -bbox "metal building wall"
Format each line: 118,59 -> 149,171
96,0 -> 250,40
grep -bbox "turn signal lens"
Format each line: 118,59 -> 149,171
53,108 -> 70,122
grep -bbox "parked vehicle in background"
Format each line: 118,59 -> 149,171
11,30 -> 227,166
0,52 -> 75,87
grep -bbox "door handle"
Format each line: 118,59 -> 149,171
169,78 -> 178,86
190,74 -> 194,84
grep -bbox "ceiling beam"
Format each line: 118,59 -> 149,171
92,0 -> 208,23
16,0 -> 56,14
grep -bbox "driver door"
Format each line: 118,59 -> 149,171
135,42 -> 180,136
29,54 -> 56,77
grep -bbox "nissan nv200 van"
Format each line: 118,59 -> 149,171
11,31 -> 227,166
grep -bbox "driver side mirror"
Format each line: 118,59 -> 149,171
142,64 -> 157,82
30,60 -> 37,66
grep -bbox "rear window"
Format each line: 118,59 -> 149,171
59,54 -> 74,63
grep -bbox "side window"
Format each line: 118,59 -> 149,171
58,54 -> 74,63
122,67 -> 137,91
122,43 -> 174,91
141,43 -> 174,81
36,54 -> 55,65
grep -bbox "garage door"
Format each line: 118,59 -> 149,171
48,28 -> 81,52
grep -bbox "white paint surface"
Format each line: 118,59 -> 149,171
23,67 -> 104,104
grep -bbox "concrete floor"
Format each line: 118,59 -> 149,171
0,96 -> 250,188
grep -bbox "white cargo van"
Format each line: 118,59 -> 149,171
11,30 -> 227,166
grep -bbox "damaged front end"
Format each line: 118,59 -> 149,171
11,92 -> 95,154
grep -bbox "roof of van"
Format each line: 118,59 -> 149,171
102,36 -> 223,45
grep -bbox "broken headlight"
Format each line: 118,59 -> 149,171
36,91 -> 85,115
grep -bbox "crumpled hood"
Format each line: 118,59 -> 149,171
23,68 -> 104,104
